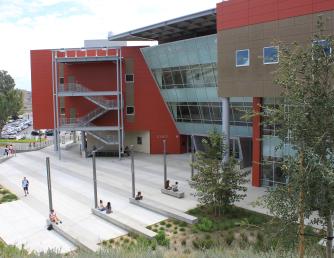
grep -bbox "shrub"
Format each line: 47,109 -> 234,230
173,231 -> 178,234
155,230 -> 170,247
179,227 -> 186,232
166,223 -> 172,228
181,239 -> 187,246
179,221 -> 187,227
225,232 -> 234,246
159,227 -> 165,231
192,238 -> 214,249
160,221 -> 166,225
196,217 -> 215,232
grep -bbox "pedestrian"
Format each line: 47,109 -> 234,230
4,145 -> 8,156
9,145 -> 13,155
22,177 -> 29,196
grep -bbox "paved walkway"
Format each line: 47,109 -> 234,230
0,145 -> 199,253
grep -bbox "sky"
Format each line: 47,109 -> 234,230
0,0 -> 220,91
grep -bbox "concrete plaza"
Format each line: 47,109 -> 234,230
0,144 -> 201,253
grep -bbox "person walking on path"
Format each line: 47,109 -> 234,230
22,177 -> 29,196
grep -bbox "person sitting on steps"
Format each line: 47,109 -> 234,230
135,191 -> 143,200
106,202 -> 113,214
49,209 -> 62,224
172,181 -> 179,192
165,180 -> 172,190
98,200 -> 106,211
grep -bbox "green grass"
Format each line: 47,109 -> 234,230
0,186 -> 17,204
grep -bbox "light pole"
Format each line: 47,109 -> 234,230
92,151 -> 98,209
163,139 -> 167,188
130,145 -> 135,198
46,157 -> 53,212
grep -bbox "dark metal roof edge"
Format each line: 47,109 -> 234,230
108,8 -> 216,41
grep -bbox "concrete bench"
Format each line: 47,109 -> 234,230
129,198 -> 198,224
46,219 -> 95,252
91,209 -> 156,239
161,188 -> 184,198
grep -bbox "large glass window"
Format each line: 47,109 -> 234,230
263,46 -> 279,64
236,49 -> 250,67
314,40 -> 332,56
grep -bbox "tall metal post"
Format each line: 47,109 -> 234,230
55,56 -> 61,160
163,139 -> 167,186
131,145 -> 135,198
191,138 -> 195,178
51,52 -> 57,152
92,151 -> 98,208
120,48 -> 125,155
46,157 -> 53,212
116,50 -> 121,160
222,97 -> 230,164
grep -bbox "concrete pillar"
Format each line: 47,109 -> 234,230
163,139 -> 167,187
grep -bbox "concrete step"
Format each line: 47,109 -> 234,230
129,198 -> 197,224
92,209 -> 157,239
51,220 -> 98,252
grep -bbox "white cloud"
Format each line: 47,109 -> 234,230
0,0 -> 219,90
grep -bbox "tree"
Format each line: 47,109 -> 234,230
189,131 -> 248,216
263,18 -> 334,258
0,70 -> 23,137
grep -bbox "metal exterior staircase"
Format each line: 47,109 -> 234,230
87,131 -> 118,145
54,47 -> 124,159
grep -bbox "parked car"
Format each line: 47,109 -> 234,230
45,130 -> 54,136
31,130 -> 40,136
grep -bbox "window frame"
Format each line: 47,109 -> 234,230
263,46 -> 279,65
137,137 -> 142,145
126,106 -> 135,115
235,49 -> 250,67
125,74 -> 134,83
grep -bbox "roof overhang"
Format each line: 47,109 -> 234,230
108,8 -> 216,44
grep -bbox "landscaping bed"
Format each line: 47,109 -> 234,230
0,186 -> 17,204
101,205 -> 324,257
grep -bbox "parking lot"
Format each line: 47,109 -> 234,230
1,114 -> 33,140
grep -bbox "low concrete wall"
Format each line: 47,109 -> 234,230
91,209 -> 156,239
129,198 -> 198,224
0,155 -> 13,164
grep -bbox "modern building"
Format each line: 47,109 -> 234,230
31,0 -> 334,187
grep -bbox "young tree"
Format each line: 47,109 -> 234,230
189,131 -> 248,216
263,19 -> 334,258
0,70 -> 23,137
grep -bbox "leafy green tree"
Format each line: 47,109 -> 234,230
189,131 -> 248,216
0,70 -> 23,137
263,19 -> 334,258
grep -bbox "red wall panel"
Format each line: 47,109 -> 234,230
217,0 -> 334,31
252,97 -> 261,187
31,50 -> 54,129
122,47 -> 181,154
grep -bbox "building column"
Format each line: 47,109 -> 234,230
252,97 -> 262,187
222,97 -> 230,163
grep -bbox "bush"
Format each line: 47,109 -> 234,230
181,239 -> 187,246
196,217 -> 215,232
192,238 -> 214,249
179,227 -> 186,232
160,221 -> 166,225
155,230 -> 170,247
166,223 -> 172,228
225,232 -> 234,246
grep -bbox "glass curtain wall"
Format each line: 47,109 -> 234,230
141,34 -> 252,137
261,97 -> 296,186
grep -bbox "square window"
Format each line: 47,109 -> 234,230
137,137 -> 142,145
236,49 -> 250,67
59,77 -> 64,84
125,74 -> 134,82
314,40 -> 332,56
126,106 -> 135,115
263,46 -> 279,64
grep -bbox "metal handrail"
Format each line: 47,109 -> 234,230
86,96 -> 117,109
88,131 -> 118,144
60,107 -> 106,127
